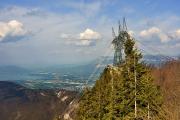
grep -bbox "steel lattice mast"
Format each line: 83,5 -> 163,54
112,18 -> 129,66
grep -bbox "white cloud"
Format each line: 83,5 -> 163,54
140,27 -> 160,37
139,27 -> 170,43
62,29 -> 101,46
0,20 -> 26,42
78,29 -> 101,46
79,28 -> 101,40
175,29 -> 180,39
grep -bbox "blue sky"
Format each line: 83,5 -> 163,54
0,0 -> 180,67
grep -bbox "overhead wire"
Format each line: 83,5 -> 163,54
83,42 -> 113,88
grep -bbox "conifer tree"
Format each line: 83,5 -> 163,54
120,34 -> 164,119
76,66 -> 122,120
76,32 -> 165,120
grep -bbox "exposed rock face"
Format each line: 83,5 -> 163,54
62,97 -> 79,120
0,81 -> 79,120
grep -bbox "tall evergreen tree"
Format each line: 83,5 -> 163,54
120,34 -> 164,119
76,32 -> 165,120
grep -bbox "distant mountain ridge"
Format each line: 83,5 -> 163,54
0,55 -> 178,89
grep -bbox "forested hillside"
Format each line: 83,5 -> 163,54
76,32 -> 166,120
152,60 -> 180,120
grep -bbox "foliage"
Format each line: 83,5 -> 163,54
152,60 -> 180,120
76,32 -> 164,120
121,35 -> 164,119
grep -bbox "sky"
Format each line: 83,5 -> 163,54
0,0 -> 180,67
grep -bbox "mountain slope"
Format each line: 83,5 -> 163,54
0,81 -> 78,120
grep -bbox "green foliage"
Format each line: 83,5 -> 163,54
76,32 -> 165,120
121,36 -> 164,119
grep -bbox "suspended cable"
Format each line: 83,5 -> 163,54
135,39 -> 175,61
83,42 -> 113,88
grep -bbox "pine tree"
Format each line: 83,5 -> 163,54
120,34 -> 164,119
76,32 -> 165,120
76,66 -> 123,120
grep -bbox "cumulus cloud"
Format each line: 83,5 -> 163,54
78,28 -> 101,46
140,27 -> 160,37
139,27 -> 170,43
0,20 -> 27,42
62,28 -> 101,46
79,28 -> 101,40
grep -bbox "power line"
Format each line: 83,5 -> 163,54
135,39 -> 175,61
83,43 -> 113,88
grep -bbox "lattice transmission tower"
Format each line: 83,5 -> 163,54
112,18 -> 129,66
